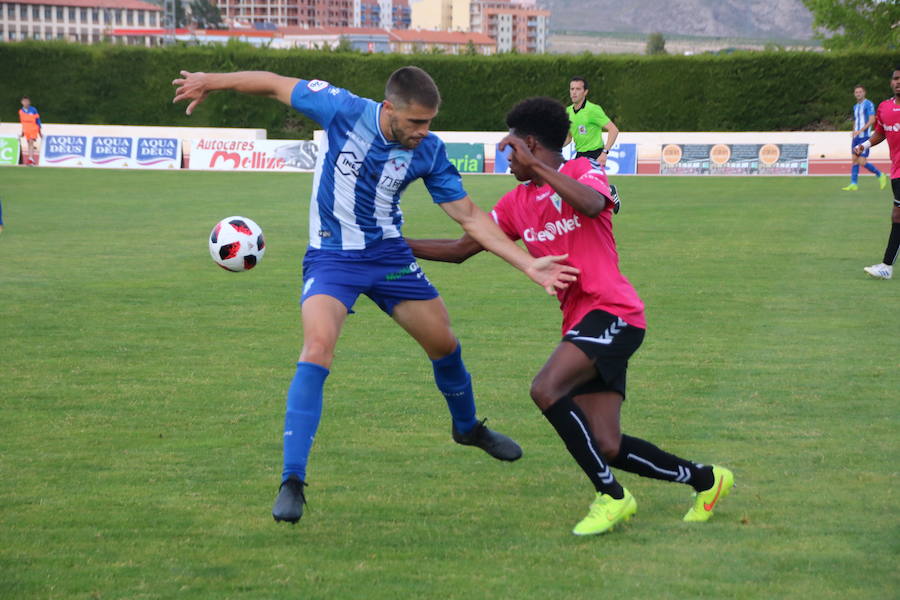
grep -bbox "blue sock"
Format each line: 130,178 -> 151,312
431,343 -> 478,434
864,163 -> 882,177
282,361 -> 330,482
851,164 -> 860,184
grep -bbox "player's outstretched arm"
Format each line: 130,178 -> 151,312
172,71 -> 300,115
407,234 -> 484,263
440,196 -> 579,295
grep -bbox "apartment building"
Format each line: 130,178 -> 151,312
470,0 -> 548,53
0,0 -> 161,44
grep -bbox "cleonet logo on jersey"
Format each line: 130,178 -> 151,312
883,122 -> 900,132
523,215 -> 582,243
307,79 -> 329,92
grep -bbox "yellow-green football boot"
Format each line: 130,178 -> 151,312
683,465 -> 734,522
879,173 -> 888,190
841,183 -> 859,191
572,487 -> 637,536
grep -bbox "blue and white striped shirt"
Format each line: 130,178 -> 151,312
853,99 -> 875,137
291,79 -> 467,251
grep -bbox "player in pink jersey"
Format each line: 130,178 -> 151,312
855,66 -> 900,280
408,97 -> 733,535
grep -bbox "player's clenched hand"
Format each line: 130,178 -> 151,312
172,71 -> 210,116
500,134 -> 540,170
852,144 -> 865,156
526,254 -> 579,295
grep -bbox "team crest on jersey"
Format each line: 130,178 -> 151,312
550,193 -> 563,213
307,79 -> 329,92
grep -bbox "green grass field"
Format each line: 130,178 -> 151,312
1,168 -> 897,599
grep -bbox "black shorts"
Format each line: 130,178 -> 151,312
892,178 -> 900,208
562,309 -> 645,399
575,148 -> 604,160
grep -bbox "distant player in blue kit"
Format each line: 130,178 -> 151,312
843,85 -> 888,191
172,67 -> 578,524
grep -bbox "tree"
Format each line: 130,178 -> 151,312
646,32 -> 667,55
802,0 -> 900,50
190,0 -> 223,29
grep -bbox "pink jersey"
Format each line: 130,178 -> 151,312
874,97 -> 900,179
491,158 -> 646,333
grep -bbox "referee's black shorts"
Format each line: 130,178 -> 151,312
575,148 -> 604,160
562,309 -> 645,399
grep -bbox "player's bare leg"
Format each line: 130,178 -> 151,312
865,204 -> 900,280
392,297 -> 522,461
531,342 -> 636,534
574,391 -> 624,460
274,294 -> 348,524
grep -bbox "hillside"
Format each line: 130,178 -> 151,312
544,0 -> 815,40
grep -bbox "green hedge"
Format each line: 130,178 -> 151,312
2,42 -> 896,138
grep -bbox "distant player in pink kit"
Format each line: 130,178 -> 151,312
856,66 -> 900,280
407,97 -> 733,536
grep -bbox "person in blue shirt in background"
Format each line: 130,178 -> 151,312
172,67 -> 579,525
843,85 -> 888,191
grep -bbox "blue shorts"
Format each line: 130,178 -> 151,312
301,238 -> 439,315
853,135 -> 871,158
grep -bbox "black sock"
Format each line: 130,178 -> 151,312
543,397 -> 624,498
610,434 -> 714,493
883,221 -> 900,266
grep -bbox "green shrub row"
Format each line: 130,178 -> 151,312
2,42 -> 897,138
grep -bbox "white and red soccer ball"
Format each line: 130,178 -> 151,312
209,216 -> 265,272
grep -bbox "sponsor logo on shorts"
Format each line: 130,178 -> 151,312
385,262 -> 421,280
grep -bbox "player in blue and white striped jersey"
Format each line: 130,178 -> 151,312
173,67 -> 579,524
843,84 -> 887,191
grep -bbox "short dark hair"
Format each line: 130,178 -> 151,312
21,95 -> 30,101
854,84 -> 865,91
570,76 -> 589,90
505,97 -> 570,152
385,66 -> 441,109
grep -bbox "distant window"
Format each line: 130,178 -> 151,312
45,6 -> 52,19
80,8 -> 87,22
7,5 -> 14,19
115,10 -> 121,24
9,30 -> 16,40
126,10 -> 133,25
57,6 -> 63,19
69,7 -> 75,20
137,11 -> 144,25
92,8 -> 99,23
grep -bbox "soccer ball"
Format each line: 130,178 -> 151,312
209,216 -> 265,272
